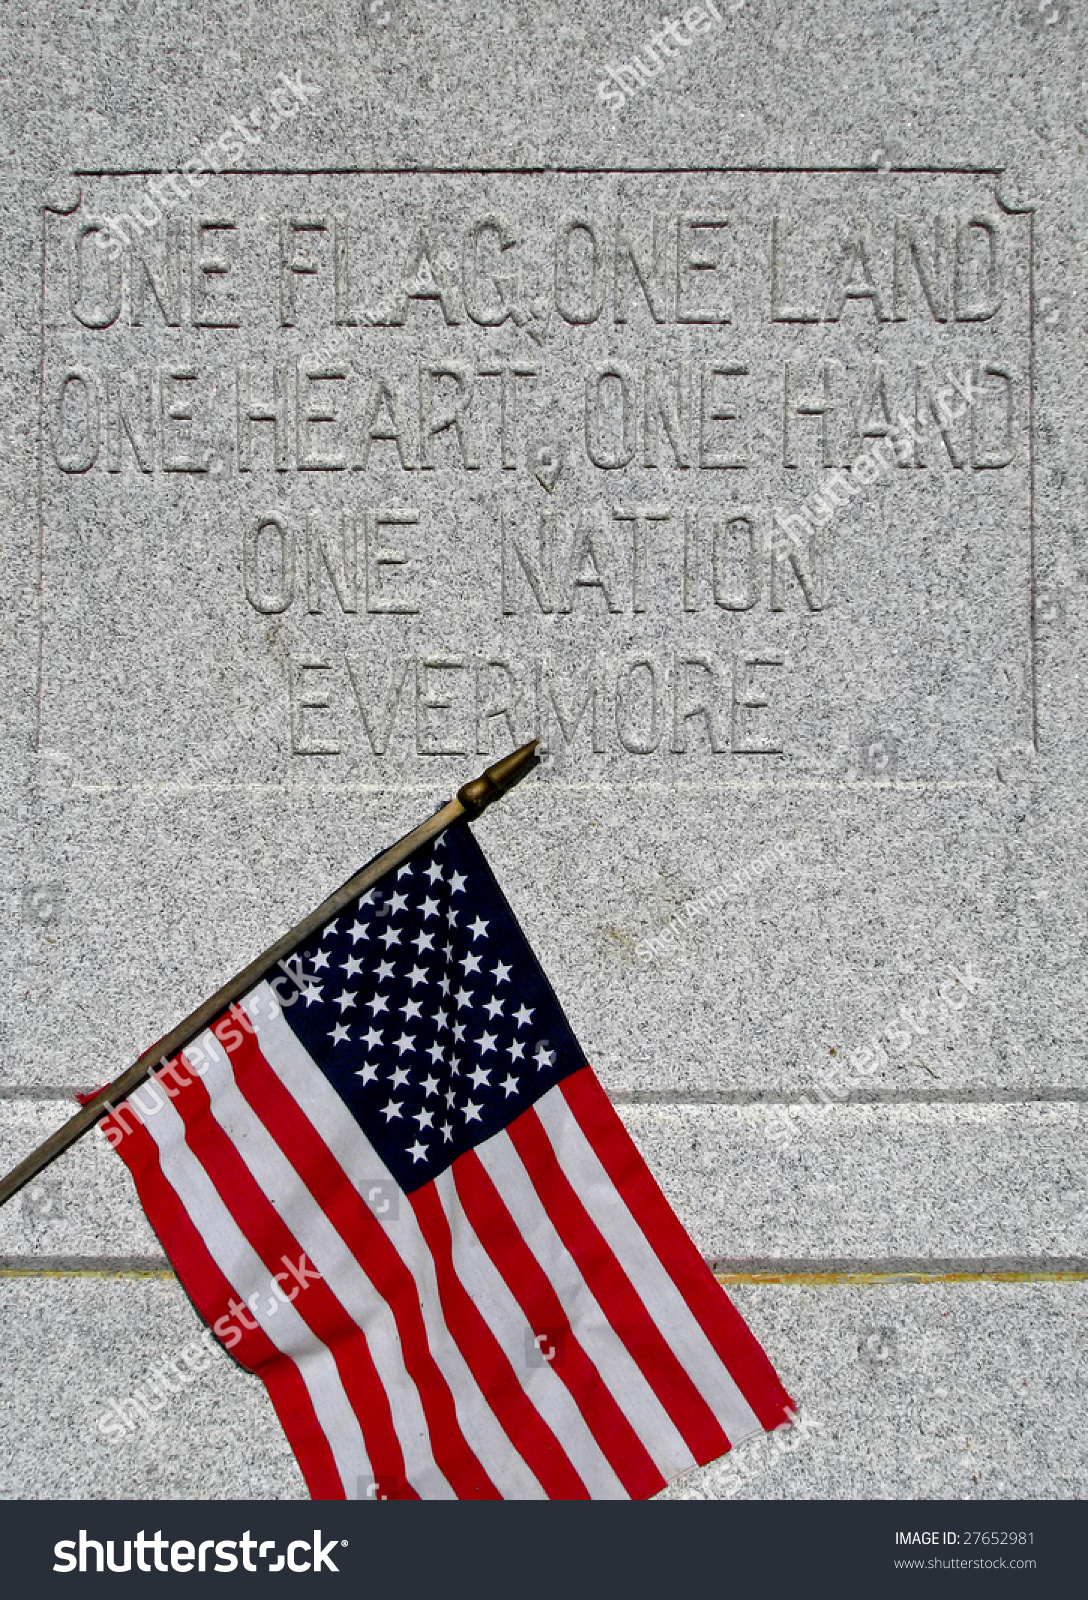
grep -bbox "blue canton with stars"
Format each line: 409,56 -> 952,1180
280,820 -> 587,1192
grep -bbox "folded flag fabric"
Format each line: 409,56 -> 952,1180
102,819 -> 794,1499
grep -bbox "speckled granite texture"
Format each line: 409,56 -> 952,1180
0,0 -> 1085,1499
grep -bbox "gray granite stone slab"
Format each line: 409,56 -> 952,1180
1,1276 -> 1082,1501
666,1281 -> 1088,1501
623,1101 -> 1088,1263
0,1104 -> 161,1259
0,1276 -> 305,1502
1,1099 -> 1083,1262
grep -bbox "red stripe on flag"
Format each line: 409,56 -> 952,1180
408,1180 -> 591,1500
452,1146 -> 667,1500
103,1105 -> 344,1500
164,1069 -> 419,1499
559,1068 -> 795,1431
224,1026 -> 501,1500
507,1105 -> 732,1464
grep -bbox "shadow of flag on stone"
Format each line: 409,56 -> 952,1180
99,818 -> 793,1499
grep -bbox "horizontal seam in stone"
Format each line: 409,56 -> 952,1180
716,1272 -> 1088,1284
0,1256 -> 173,1276
70,164 -> 1005,178
3,1256 -> 1086,1284
612,1090 -> 1088,1105
711,1257 -> 1088,1282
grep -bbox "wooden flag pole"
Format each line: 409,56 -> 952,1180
0,740 -> 541,1212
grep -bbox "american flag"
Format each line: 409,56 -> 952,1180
102,820 -> 793,1499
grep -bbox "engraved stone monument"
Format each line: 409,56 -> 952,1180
1,0 -> 1084,1500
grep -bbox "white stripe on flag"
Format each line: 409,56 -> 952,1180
473,1121 -> 699,1482
533,1088 -> 764,1445
194,1025 -> 455,1501
140,1092 -> 370,1497
431,1165 -> 630,1500
239,981 -> 547,1500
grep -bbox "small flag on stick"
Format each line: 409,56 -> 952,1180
4,746 -> 794,1498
